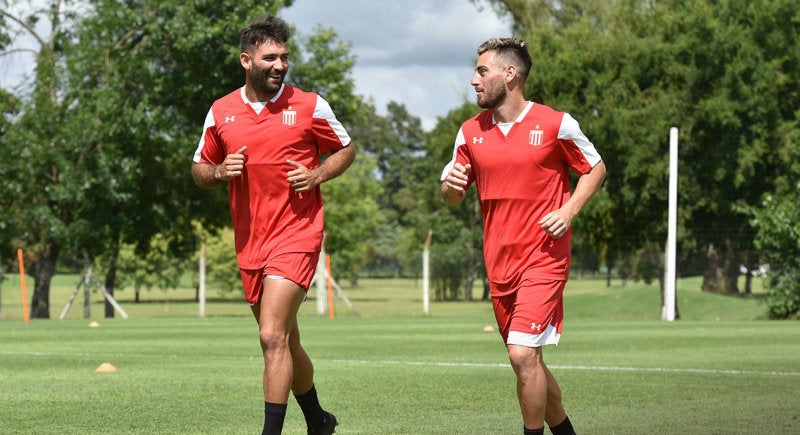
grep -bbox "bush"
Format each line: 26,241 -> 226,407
765,267 -> 800,319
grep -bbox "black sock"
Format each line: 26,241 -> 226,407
294,384 -> 325,429
549,416 -> 576,435
524,427 -> 545,435
262,402 -> 287,435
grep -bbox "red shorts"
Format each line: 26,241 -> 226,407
491,279 -> 566,347
239,252 -> 320,305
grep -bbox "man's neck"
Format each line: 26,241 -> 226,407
492,95 -> 528,124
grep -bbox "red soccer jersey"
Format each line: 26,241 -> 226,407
194,85 -> 351,270
442,102 -> 601,295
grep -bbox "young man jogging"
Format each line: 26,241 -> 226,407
441,37 -> 606,435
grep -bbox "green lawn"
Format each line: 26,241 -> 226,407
1,275 -> 798,434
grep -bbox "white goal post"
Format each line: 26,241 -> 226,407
663,127 -> 678,322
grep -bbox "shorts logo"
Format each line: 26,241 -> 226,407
529,126 -> 543,146
283,106 -> 297,126
531,322 -> 544,332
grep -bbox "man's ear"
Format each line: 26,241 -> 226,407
505,64 -> 517,83
240,52 -> 251,70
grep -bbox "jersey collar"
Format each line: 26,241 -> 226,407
491,101 -> 534,125
239,83 -> 286,105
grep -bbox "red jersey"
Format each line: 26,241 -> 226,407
442,102 -> 601,295
194,85 -> 351,269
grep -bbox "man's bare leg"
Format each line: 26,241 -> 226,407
251,277 -> 306,403
508,344 -> 547,430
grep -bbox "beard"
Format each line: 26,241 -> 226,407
248,63 -> 284,97
476,84 -> 505,109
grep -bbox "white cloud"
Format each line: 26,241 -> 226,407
281,0 -> 512,129
1,1 -> 513,130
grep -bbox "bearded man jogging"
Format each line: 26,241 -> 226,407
192,15 -> 354,435
441,37 -> 606,435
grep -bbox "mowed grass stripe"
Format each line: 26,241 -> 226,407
4,348 -> 797,378
1,277 -> 799,434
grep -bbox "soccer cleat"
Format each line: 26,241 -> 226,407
308,410 -> 337,435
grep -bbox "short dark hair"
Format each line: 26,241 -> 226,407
240,15 -> 291,53
477,37 -> 532,80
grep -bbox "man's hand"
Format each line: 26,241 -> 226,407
191,146 -> 247,190
287,160 -> 319,192
538,209 -> 572,239
444,163 -> 471,192
441,163 -> 471,205
215,146 -> 248,181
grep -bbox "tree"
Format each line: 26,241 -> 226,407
65,0 -> 296,314
0,88 -> 19,256
417,102 -> 485,300
744,186 -> 800,319
0,1 -> 294,317
0,0 -> 82,318
279,24 -> 384,285
359,102 -> 427,278
321,153 -> 382,284
485,0 -> 800,305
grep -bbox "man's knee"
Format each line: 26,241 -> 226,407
259,326 -> 291,354
507,345 -> 543,375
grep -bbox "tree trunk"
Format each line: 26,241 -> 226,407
701,242 -> 740,294
31,240 -> 60,319
104,242 -> 119,318
464,255 -> 475,301
743,267 -> 753,296
0,251 -> 4,320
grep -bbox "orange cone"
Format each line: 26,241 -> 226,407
95,362 -> 117,373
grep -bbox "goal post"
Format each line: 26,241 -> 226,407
422,229 -> 432,316
663,127 -> 678,322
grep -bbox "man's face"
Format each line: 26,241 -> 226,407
243,40 -> 289,97
471,50 -> 507,109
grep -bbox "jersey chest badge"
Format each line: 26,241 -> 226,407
282,106 -> 297,126
529,125 -> 544,146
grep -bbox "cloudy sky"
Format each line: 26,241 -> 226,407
1,0 -> 512,130
281,0 -> 512,129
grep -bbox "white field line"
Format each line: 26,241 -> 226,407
2,350 -> 799,377
320,358 -> 800,377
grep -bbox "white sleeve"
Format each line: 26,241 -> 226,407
193,108 -> 216,163
558,113 -> 602,167
314,95 -> 352,146
440,127 -> 466,180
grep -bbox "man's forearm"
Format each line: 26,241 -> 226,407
565,161 -> 606,218
316,145 -> 355,184
192,162 -> 223,190
440,182 -> 465,205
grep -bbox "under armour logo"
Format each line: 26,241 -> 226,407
225,115 -> 235,123
531,322 -> 543,332
472,136 -> 484,144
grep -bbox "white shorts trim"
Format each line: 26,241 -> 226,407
507,324 -> 561,348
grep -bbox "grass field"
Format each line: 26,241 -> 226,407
1,275 -> 799,434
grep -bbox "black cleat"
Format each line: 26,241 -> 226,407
308,410 -> 337,435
